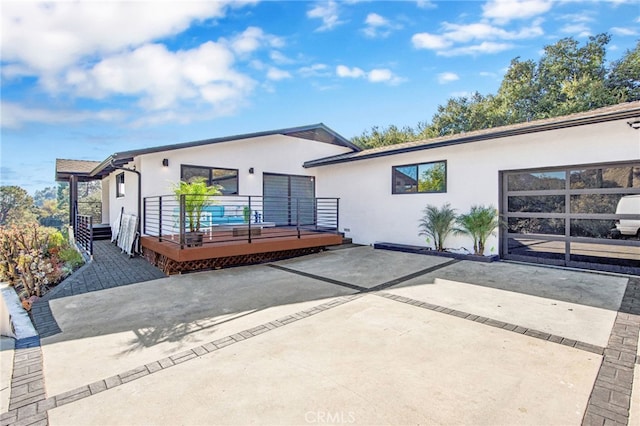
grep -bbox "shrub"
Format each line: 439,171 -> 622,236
58,247 -> 84,269
455,205 -> 500,256
0,224 -> 73,297
418,203 -> 457,251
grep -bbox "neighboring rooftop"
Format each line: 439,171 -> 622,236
304,101 -> 640,168
55,159 -> 102,182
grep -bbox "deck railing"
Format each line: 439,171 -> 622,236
143,194 -> 339,248
75,214 -> 93,256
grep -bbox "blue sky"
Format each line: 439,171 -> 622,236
1,0 -> 639,194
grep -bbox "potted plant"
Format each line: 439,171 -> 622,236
418,203 -> 456,252
171,178 -> 222,246
454,205 -> 499,256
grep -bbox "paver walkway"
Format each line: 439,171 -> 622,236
31,241 -> 166,338
2,241 -> 165,426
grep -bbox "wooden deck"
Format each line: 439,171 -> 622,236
140,227 -> 343,274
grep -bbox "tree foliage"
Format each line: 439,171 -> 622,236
0,186 -> 37,226
352,33 -> 639,148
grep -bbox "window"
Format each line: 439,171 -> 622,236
392,161 -> 446,194
116,173 -> 125,198
181,165 -> 238,195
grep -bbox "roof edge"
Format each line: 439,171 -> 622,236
304,104 -> 640,168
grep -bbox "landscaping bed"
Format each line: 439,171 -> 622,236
373,242 -> 500,263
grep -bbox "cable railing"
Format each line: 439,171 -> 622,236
143,194 -> 339,248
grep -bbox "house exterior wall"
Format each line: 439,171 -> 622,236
315,118 -> 640,254
103,135 -> 352,231
106,159 -> 141,229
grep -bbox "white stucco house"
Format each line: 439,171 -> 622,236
56,101 -> 640,274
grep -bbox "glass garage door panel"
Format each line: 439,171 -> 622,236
502,162 -> 640,274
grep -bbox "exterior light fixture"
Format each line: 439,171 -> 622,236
249,167 -> 254,174
627,120 -> 640,130
162,158 -> 169,167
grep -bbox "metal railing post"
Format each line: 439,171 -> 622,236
158,196 -> 163,242
336,198 -> 340,234
296,198 -> 301,239
248,195 -> 252,244
89,216 -> 94,257
179,194 -> 185,249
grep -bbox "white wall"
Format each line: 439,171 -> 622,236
106,159 -> 141,229
315,118 -> 640,254
104,135 -> 352,232
137,135 -> 352,197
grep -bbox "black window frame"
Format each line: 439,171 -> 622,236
180,164 -> 239,195
116,172 -> 125,198
392,160 -> 447,194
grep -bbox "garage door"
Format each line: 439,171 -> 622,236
263,173 -> 315,226
500,161 -> 640,274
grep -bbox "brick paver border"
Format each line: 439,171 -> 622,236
582,277 -> 640,426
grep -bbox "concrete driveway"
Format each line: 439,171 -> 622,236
5,246 -> 640,425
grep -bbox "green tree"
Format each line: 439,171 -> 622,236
352,125 -> 420,149
418,162 -> 446,192
496,57 -> 539,123
0,186 -> 37,226
537,34 -> 613,116
607,41 -> 640,102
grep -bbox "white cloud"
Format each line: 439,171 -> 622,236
336,65 -> 404,85
230,27 -> 284,56
368,69 -> 392,82
266,67 -> 292,81
439,42 -> 514,57
610,27 -> 639,36
299,63 -> 331,77
483,0 -> 552,24
1,1 -> 246,75
412,20 -> 542,55
416,1 -> 437,9
479,71 -> 498,78
1,101 -> 123,129
362,13 -> 402,38
270,51 -> 295,65
437,72 -> 459,84
336,65 -> 365,78
63,41 -> 255,111
412,33 -> 452,50
561,23 -> 591,37
307,1 -> 344,31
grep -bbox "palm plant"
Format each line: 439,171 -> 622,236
418,203 -> 457,251
454,205 -> 499,256
172,178 -> 222,232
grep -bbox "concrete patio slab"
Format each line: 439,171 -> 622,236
42,264 -> 356,396
386,277 -> 618,347
48,295 -> 602,425
273,245 -> 451,289
391,259 -> 627,310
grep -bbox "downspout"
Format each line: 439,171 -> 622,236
110,161 -> 142,254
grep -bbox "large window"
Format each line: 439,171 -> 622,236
181,165 -> 238,195
116,173 -> 125,198
392,161 -> 447,194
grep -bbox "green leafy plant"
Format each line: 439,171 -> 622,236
58,247 -> 84,269
243,206 -> 251,223
418,203 -> 457,252
171,178 -> 222,232
455,205 -> 500,256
